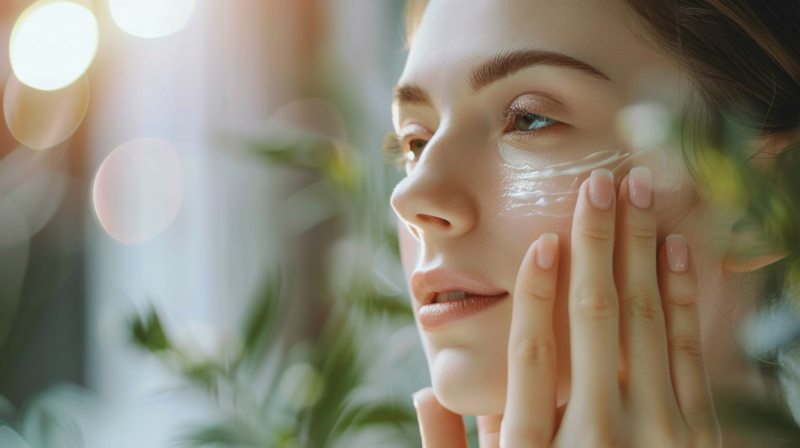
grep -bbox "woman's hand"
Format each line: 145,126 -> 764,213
412,167 -> 722,448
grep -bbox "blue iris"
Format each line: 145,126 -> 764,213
515,113 -> 555,131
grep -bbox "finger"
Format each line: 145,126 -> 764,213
568,169 -> 621,416
616,168 -> 679,417
658,235 -> 721,445
413,387 -> 469,448
477,415 -> 502,448
502,234 -> 559,447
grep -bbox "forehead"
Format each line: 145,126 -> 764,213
400,0 -> 670,92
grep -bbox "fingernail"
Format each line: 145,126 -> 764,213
589,169 -> 614,210
628,166 -> 652,209
666,234 -> 689,273
536,233 -> 558,270
412,392 -> 419,409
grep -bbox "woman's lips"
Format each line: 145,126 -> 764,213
417,293 -> 509,330
410,268 -> 508,330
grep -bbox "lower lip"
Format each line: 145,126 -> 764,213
417,294 -> 509,330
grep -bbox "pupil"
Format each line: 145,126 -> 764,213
515,113 -> 550,131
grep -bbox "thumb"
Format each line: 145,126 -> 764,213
413,387 -> 468,448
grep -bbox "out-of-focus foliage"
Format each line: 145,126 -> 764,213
686,113 -> 800,304
129,308 -> 170,353
0,384 -> 87,448
679,108 -> 800,442
716,394 -> 800,448
127,122 -> 418,447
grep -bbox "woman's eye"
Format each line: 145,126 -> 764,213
405,138 -> 427,162
514,112 -> 556,132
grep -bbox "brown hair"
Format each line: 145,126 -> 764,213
403,0 -> 800,304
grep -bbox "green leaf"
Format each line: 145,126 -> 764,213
129,307 -> 170,352
716,393 -> 800,444
250,133 -> 335,171
0,426 -> 30,448
181,362 -> 221,392
303,316 -> 363,447
343,275 -> 413,321
176,419 -> 265,447
352,292 -> 413,320
334,402 -> 416,434
242,267 -> 283,354
21,402 -> 83,448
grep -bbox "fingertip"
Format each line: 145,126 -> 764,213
589,168 -> 615,210
665,234 -> 690,273
536,233 -> 559,270
414,387 -> 459,420
617,173 -> 631,197
413,387 -> 468,448
659,234 -> 699,308
540,232 -> 559,244
413,387 -> 435,407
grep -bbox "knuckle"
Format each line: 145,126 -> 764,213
634,420 -> 682,447
624,219 -> 657,242
573,291 -> 618,321
520,282 -> 556,302
582,426 -> 617,448
577,218 -> 615,243
670,334 -> 704,358
501,422 -> 549,448
512,337 -> 556,366
622,291 -> 664,322
666,290 -> 699,309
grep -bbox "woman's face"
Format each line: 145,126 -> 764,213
390,0 -> 702,415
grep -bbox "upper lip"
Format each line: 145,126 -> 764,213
411,268 -> 508,306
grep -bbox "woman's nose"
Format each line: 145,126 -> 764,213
390,138 -> 478,240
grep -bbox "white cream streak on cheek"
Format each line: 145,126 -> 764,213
498,142 -> 677,217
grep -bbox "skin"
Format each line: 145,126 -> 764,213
389,0 -> 778,445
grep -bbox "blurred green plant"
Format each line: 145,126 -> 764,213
716,393 -> 800,448
128,124 -> 419,447
0,384 -> 87,448
685,111 -> 800,302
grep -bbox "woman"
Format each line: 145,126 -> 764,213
384,0 -> 800,446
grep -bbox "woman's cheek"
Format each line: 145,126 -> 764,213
496,140 -> 686,219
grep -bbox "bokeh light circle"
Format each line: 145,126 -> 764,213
109,0 -> 197,39
93,138 -> 184,245
616,101 -> 673,149
4,73 -> 90,150
9,0 -> 99,91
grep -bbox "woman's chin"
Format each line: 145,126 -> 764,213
429,348 -> 507,416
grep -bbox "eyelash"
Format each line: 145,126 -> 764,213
382,106 -> 561,170
502,105 -> 560,136
382,133 -> 407,170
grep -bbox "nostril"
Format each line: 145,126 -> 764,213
416,214 -> 451,228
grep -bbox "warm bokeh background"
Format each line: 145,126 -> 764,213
0,1 -> 439,447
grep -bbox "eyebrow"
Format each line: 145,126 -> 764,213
470,49 -> 610,90
393,49 -> 610,107
393,84 -> 432,106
